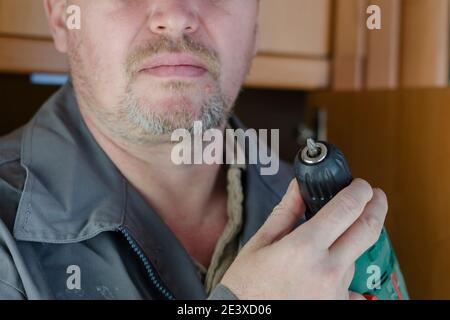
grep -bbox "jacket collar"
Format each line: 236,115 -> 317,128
15,80 -> 125,243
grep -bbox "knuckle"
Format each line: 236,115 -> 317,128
339,192 -> 363,214
271,204 -> 285,216
362,216 -> 383,244
353,178 -> 373,196
256,228 -> 274,244
298,224 -> 322,250
374,189 -> 389,213
298,237 -> 317,254
374,187 -> 387,200
286,241 -> 306,259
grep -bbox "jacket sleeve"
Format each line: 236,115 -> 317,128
0,281 -> 26,300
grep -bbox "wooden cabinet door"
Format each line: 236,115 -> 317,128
247,0 -> 332,89
259,0 -> 331,57
0,0 -> 51,38
0,0 -> 66,73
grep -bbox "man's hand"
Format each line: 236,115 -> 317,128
221,178 -> 388,300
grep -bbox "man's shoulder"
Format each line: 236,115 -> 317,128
0,127 -> 26,232
0,128 -> 23,164
0,127 -> 26,186
0,129 -> 28,299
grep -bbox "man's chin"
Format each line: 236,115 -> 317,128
122,83 -> 228,137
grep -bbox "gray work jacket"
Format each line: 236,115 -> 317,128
0,81 -> 296,299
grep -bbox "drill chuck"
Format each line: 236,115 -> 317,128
294,139 -> 353,220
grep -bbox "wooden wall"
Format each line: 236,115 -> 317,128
310,88 -> 450,299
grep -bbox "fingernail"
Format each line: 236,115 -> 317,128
288,179 -> 296,192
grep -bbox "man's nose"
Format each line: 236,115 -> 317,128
148,1 -> 199,38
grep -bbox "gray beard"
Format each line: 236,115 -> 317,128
99,85 -> 231,145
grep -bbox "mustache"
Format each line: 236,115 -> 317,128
126,35 -> 221,80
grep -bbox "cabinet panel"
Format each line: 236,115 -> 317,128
0,37 -> 68,73
246,55 -> 329,89
0,0 -> 51,38
401,0 -> 449,87
259,0 -> 331,57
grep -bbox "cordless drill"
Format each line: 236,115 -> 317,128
294,139 -> 409,300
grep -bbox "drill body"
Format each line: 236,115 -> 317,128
294,139 -> 409,300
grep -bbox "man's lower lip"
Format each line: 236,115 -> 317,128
140,65 -> 207,77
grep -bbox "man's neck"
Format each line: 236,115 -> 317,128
80,108 -> 229,267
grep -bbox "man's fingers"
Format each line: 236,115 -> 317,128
248,179 -> 306,251
330,188 -> 388,266
291,179 -> 373,249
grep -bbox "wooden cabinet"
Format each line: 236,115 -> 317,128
332,0 -> 449,90
258,0 -> 330,57
0,0 -> 68,73
0,0 -> 332,89
247,0 -> 331,89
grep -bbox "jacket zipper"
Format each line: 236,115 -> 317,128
117,226 -> 175,300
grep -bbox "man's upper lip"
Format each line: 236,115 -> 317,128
139,53 -> 208,71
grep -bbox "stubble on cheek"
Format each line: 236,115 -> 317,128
67,32 -> 101,109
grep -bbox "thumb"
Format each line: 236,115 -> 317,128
248,179 -> 306,251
